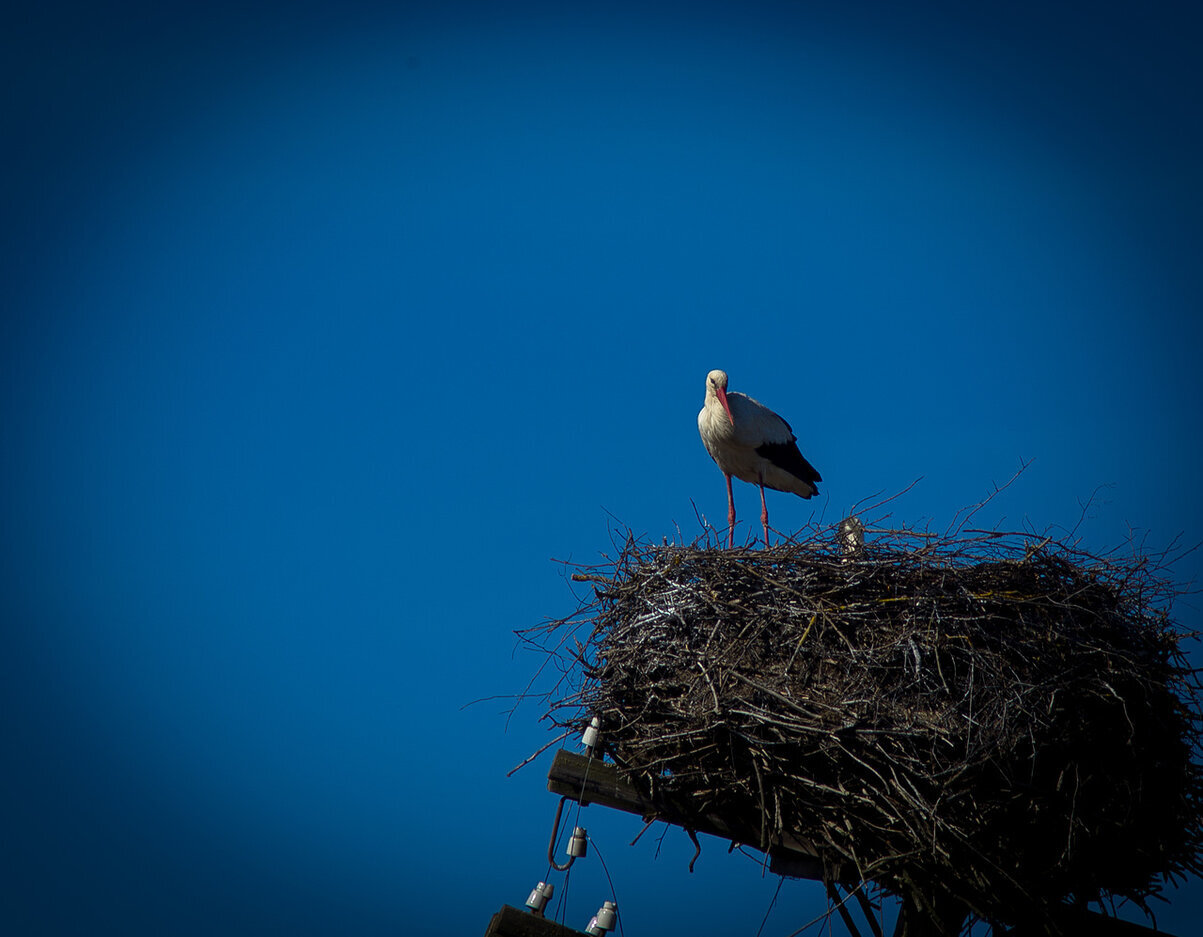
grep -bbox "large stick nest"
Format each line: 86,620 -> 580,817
525,520 -> 1203,927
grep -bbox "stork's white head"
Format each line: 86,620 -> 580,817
705,369 -> 734,425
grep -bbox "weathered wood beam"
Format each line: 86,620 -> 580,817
483,904 -> 584,937
547,750 -> 849,882
541,754 -> 1179,935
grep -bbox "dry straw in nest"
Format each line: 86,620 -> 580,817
522,519 -> 1203,931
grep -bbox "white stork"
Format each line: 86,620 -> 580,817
697,369 -> 822,548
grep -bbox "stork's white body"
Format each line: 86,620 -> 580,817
698,369 -> 821,547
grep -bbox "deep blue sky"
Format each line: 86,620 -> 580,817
3,2 -> 1201,935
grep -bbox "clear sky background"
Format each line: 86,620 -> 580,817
3,2 -> 1202,935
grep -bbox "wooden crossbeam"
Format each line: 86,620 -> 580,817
539,752 -> 1181,934
546,750 -> 847,882
483,904 -> 584,937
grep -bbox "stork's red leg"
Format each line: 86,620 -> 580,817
725,473 -> 736,548
759,481 -> 770,548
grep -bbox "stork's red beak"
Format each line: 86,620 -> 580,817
717,385 -> 734,426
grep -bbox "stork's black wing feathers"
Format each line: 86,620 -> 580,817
756,439 -> 822,487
